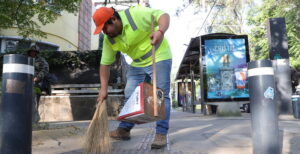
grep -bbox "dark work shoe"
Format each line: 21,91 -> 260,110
151,134 -> 167,149
109,127 -> 131,140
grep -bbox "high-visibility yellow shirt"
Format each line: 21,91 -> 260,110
101,5 -> 172,67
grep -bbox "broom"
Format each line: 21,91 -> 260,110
84,99 -> 111,154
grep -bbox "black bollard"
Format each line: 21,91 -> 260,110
0,54 -> 34,154
248,60 -> 280,154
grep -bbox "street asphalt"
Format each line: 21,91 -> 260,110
32,109 -> 300,154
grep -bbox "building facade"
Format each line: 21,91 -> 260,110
0,0 -> 98,53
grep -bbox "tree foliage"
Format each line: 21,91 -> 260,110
247,0 -> 300,70
0,0 -> 82,39
188,0 -> 254,34
0,49 -> 100,70
207,0 -> 254,34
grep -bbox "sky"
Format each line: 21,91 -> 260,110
150,0 -> 207,78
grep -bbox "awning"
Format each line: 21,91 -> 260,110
175,37 -> 201,80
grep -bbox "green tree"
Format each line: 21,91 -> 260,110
0,0 -> 82,39
210,0 -> 254,34
247,0 -> 300,70
188,0 -> 254,34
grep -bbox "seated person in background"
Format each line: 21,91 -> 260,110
27,44 -> 49,123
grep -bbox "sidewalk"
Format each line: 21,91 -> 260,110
32,109 -> 300,154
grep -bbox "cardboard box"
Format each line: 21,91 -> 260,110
117,82 -> 165,124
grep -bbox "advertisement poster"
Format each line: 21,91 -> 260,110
203,37 -> 249,101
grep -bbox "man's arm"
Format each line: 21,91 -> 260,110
151,13 -> 170,45
97,64 -> 110,103
157,13 -> 170,35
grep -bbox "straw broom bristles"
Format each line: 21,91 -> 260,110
84,100 -> 111,154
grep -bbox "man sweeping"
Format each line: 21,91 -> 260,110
93,5 -> 172,149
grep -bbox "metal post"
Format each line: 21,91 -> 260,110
199,37 -> 206,115
248,60 -> 280,154
266,18 -> 292,114
191,70 -> 196,113
181,78 -> 185,112
0,54 -> 34,154
184,79 -> 188,112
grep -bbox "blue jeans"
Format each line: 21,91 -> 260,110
119,59 -> 172,135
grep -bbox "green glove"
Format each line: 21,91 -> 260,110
33,87 -> 42,94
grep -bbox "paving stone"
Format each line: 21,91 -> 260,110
32,110 -> 300,154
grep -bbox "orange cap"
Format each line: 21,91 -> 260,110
93,7 -> 114,35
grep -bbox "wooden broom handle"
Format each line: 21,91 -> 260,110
151,15 -> 158,117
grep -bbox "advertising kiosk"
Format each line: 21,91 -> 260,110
200,34 -> 250,115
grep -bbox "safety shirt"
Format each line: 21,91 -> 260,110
101,5 -> 172,67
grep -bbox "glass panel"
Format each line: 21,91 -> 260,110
5,40 -> 18,52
